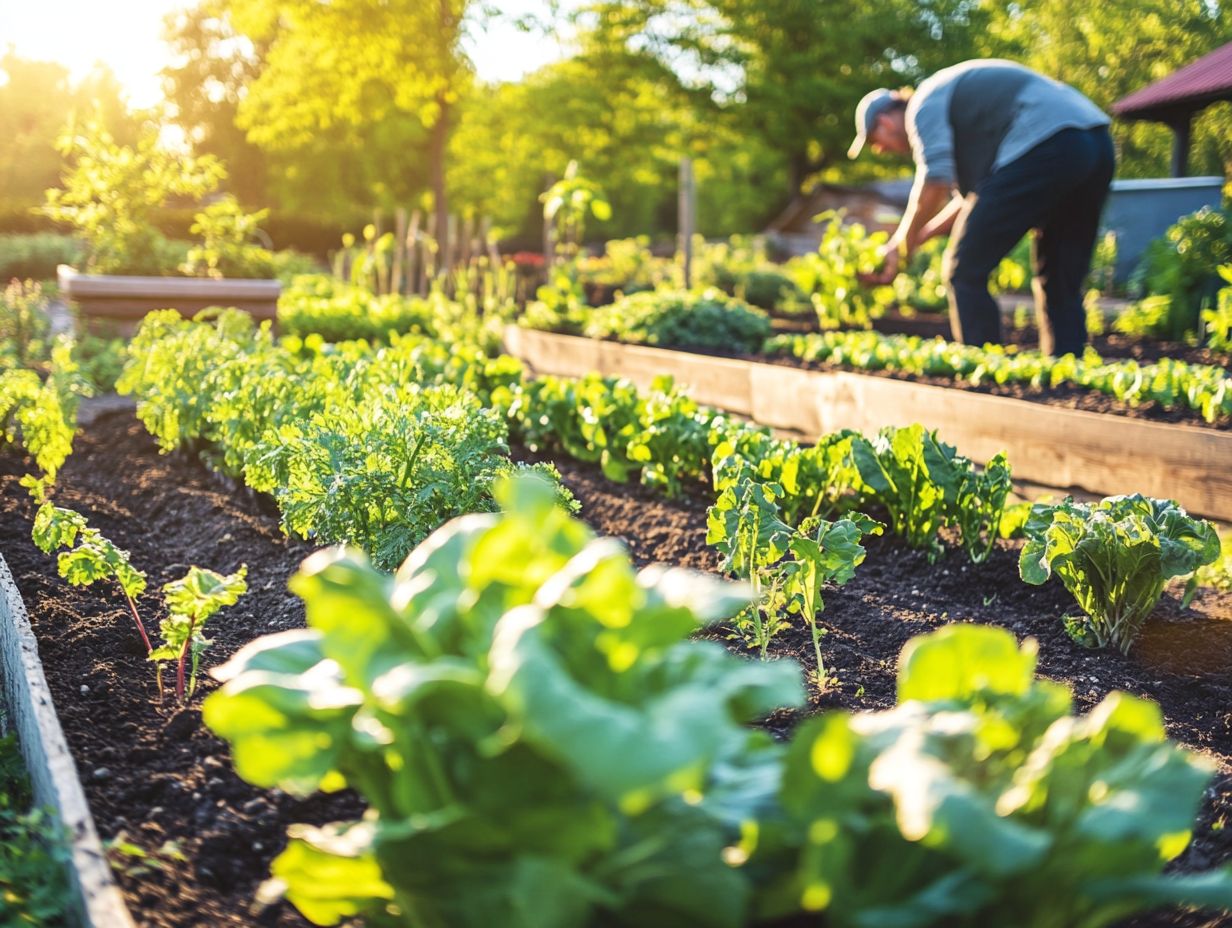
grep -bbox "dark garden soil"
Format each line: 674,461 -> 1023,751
1,411 -> 1231,926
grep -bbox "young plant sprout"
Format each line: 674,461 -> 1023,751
32,499 -> 246,701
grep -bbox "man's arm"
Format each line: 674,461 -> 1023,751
889,175 -> 953,255
920,191 -> 965,242
865,175 -> 952,283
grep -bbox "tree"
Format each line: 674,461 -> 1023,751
161,0 -> 271,205
222,0 -> 477,241
0,53 -> 141,209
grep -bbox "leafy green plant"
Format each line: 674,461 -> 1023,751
783,212 -> 894,329
754,623 -> 1232,927
765,329 -> 1232,424
41,121 -> 225,276
583,288 -> 771,354
707,467 -> 878,673
205,475 -> 802,928
0,731 -> 69,927
0,339 -> 82,481
150,565 -> 248,701
275,383 -> 574,571
542,160 -> 612,262
1202,266 -> 1232,353
953,451 -> 1012,564
1,279 -> 50,369
181,194 -> 280,280
1127,207 -> 1232,340
1019,494 -> 1220,653
711,429 -> 865,526
849,424 -> 964,560
32,498 -> 247,700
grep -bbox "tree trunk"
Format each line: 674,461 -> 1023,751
431,92 -> 450,250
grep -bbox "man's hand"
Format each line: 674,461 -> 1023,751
859,244 -> 900,286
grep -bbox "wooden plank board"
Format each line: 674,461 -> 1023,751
0,553 -> 136,928
503,326 -> 1232,521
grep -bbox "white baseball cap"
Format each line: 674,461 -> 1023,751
848,88 -> 897,159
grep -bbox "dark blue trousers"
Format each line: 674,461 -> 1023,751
943,126 -> 1116,357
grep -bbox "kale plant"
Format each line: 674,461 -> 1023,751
1020,495 -> 1220,653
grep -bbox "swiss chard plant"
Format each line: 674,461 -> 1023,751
1019,494 -> 1220,653
32,499 -> 247,701
204,475 -> 803,928
707,467 -> 879,677
150,566 -> 249,701
751,624 -> 1232,928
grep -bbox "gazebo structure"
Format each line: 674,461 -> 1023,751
1113,42 -> 1232,177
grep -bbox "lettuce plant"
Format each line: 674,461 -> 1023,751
752,624 -> 1232,927
1019,495 -> 1220,653
204,476 -> 803,928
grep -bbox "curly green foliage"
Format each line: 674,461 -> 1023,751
275,384 -> 575,571
205,475 -> 802,928
117,308 -> 265,452
1019,494 -> 1220,653
181,194 -> 288,280
277,274 -> 437,342
0,732 -> 70,927
585,289 -> 772,354
0,341 -> 81,480
1,279 -> 51,370
756,624 -> 1232,928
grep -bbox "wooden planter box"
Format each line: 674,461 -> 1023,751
503,326 -> 1232,522
58,265 -> 280,330
0,551 -> 136,928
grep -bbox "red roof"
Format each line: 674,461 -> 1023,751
1114,42 -> 1232,119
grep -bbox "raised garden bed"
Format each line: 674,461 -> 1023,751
503,326 -> 1232,522
58,265 -> 280,331
1,409 -> 1230,927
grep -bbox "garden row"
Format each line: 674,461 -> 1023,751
4,304 -> 1230,924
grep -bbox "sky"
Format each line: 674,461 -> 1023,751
0,0 -> 573,109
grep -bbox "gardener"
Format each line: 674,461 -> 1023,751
850,59 -> 1114,356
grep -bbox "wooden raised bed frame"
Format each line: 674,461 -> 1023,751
503,326 -> 1232,522
58,265 -> 280,329
0,551 -> 136,928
